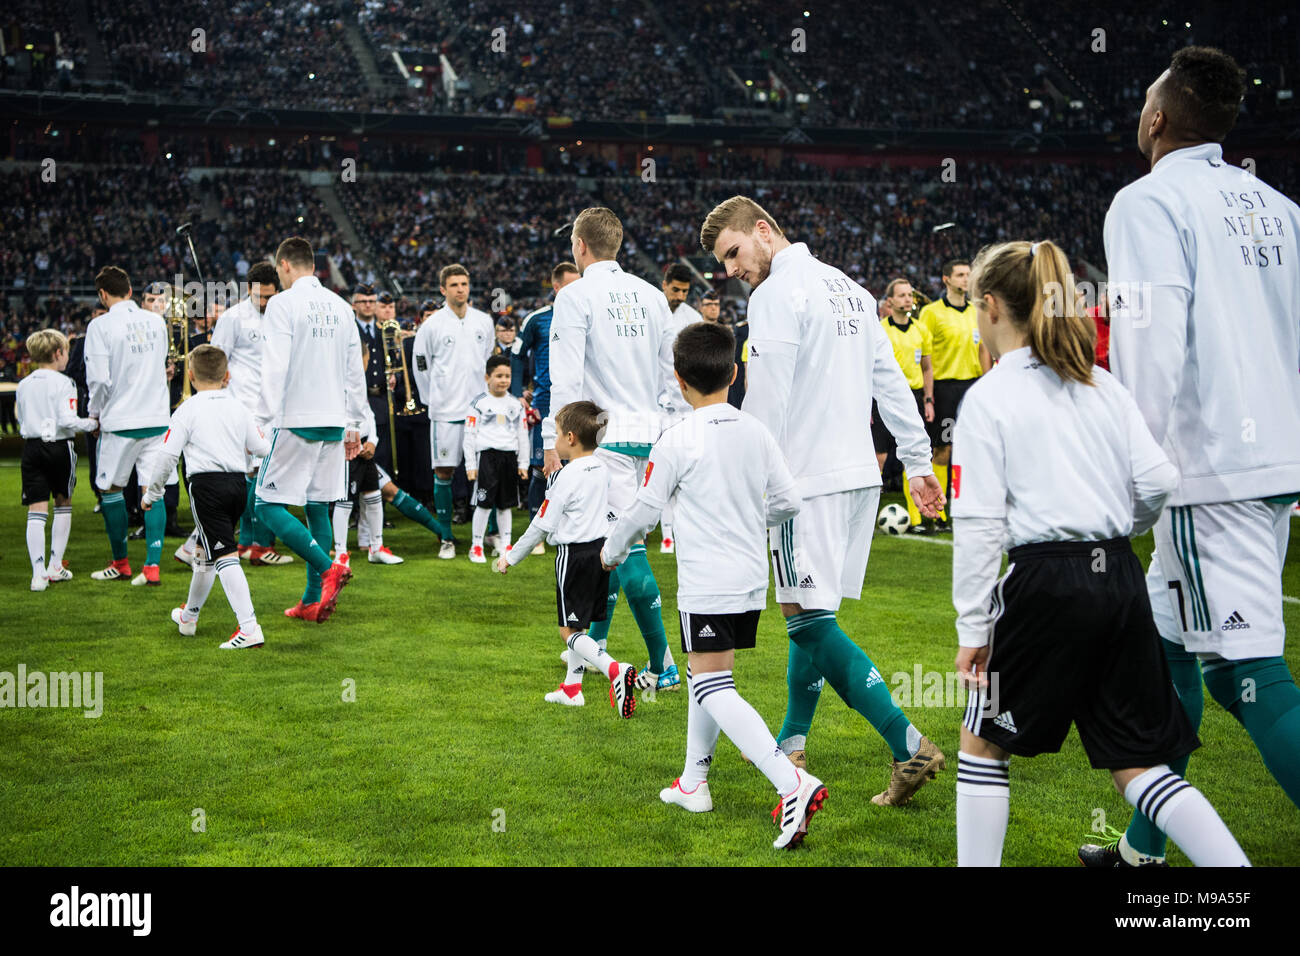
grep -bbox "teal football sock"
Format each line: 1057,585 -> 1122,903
1204,657 -> 1300,810
620,546 -> 670,674
434,477 -> 455,541
100,491 -> 129,561
143,500 -> 166,566
786,610 -> 914,761
777,639 -> 826,749
1125,639 -> 1203,858
587,570 -> 620,643
302,500 -> 334,604
393,489 -> 448,539
240,478 -> 257,547
255,500 -> 332,574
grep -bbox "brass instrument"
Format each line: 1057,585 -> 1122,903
379,318 -> 417,475
166,289 -> 194,405
908,284 -> 932,322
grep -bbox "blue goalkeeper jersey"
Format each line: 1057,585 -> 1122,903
514,304 -> 553,413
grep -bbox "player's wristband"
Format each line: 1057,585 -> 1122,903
924,397 -> 934,404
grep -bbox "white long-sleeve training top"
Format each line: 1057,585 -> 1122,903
543,259 -> 682,450
950,347 -> 1178,647
16,368 -> 97,440
143,390 -> 272,505
256,275 -> 367,433
463,391 -> 530,465
411,305 -> 495,422
1104,142 -> 1300,506
84,299 -> 171,432
742,242 -> 933,499
208,296 -> 266,414
602,404 -> 802,613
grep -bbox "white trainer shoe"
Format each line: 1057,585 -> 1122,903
660,537 -> 675,554
544,686 -> 585,707
171,606 -> 197,637
438,541 -> 456,560
773,770 -> 828,850
220,625 -> 265,650
368,546 -> 405,564
31,572 -> 48,592
174,543 -> 195,567
46,564 -> 73,583
469,544 -> 487,564
660,778 -> 713,812
531,541 -> 546,555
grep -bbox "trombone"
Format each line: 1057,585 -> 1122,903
379,318 -> 421,475
166,288 -> 195,406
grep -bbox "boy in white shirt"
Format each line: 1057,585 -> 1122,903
496,401 -> 639,719
143,345 -> 272,649
16,329 -> 98,591
464,354 -> 529,563
602,321 -> 825,850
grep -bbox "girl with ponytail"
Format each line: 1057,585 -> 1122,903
949,240 -> 1249,867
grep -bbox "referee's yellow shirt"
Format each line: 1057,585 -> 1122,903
919,295 -> 982,381
880,317 -> 931,391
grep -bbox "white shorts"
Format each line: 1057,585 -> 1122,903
430,420 -> 465,469
594,446 -> 649,515
1153,498 -> 1293,660
256,428 -> 347,506
1145,550 -> 1183,646
96,431 -> 166,491
770,487 -> 881,611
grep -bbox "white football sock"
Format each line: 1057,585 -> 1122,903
26,512 -> 47,574
681,666 -> 720,789
495,508 -> 513,550
185,562 -> 217,618
50,506 -> 72,568
471,507 -> 490,548
565,649 -> 587,686
1124,766 -> 1249,867
567,632 -> 620,680
216,554 -> 258,631
693,670 -> 798,794
956,751 -> 1010,866
331,501 -> 352,553
364,491 -> 383,551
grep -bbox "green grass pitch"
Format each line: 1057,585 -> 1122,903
1,457 -> 1297,866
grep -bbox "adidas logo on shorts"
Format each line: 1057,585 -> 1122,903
567,612 -> 579,623
798,575 -> 815,588
1221,611 -> 1250,631
265,481 -> 277,490
697,624 -> 716,638
993,710 -> 1018,734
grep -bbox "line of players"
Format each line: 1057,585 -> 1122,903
15,45 -> 1298,860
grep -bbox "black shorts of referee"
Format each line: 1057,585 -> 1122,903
871,389 -> 927,455
928,377 -> 978,447
962,536 -> 1199,770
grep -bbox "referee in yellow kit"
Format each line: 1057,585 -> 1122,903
917,259 -> 990,528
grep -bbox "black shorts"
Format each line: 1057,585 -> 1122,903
555,538 -> 610,630
348,455 -> 382,495
678,609 -> 761,653
21,438 -> 76,505
474,448 -> 520,510
963,537 -> 1200,770
871,390 -> 926,455
930,377 -> 977,446
187,472 -> 248,560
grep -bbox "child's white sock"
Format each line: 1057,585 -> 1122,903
566,632 -> 621,680
185,562 -> 217,619
681,666 -> 720,789
471,507 -> 490,548
956,752 -> 1010,866
565,649 -> 587,686
693,670 -> 798,794
215,554 -> 258,631
26,511 -> 47,575
364,491 -> 383,551
1124,766 -> 1249,867
50,506 -> 72,568
331,501 -> 351,553
495,508 -> 512,551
